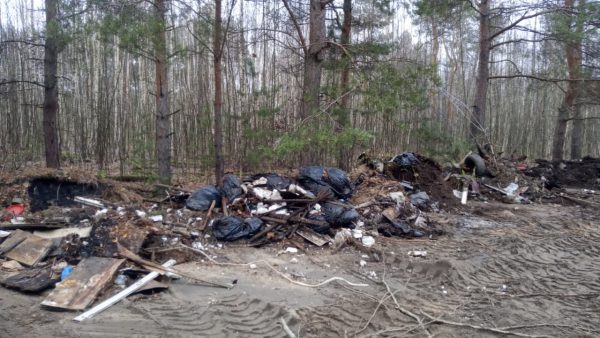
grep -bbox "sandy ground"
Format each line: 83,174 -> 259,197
1,201 -> 599,338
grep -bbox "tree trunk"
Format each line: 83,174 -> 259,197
43,0 -> 60,168
430,17 -> 439,123
553,0 -> 582,161
155,0 -> 172,183
300,0 -> 328,119
569,0 -> 585,160
471,0 -> 490,143
213,0 -> 225,184
337,0 -> 352,170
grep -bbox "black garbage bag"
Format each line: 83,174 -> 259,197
391,152 -> 418,167
222,174 -> 243,201
410,191 -> 430,209
264,174 -> 293,190
298,166 -> 354,199
306,214 -> 332,235
186,186 -> 222,211
322,202 -> 358,228
212,216 -> 263,241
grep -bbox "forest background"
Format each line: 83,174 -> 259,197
0,0 -> 598,184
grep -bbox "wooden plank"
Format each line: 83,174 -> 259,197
0,229 -> 29,255
296,228 -> 331,247
41,257 -> 124,311
73,259 -> 175,322
5,234 -> 54,266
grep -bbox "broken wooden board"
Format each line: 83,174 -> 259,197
5,235 -> 54,266
33,226 -> 92,239
0,229 -> 29,255
1,267 -> 58,293
41,257 -> 124,310
296,228 -> 331,247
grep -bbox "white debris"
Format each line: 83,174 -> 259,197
359,260 -> 367,267
361,236 -> 375,248
10,217 -> 25,224
135,210 -> 147,218
414,215 -> 427,228
149,215 -> 163,222
252,187 -> 282,201
288,184 -> 315,198
356,220 -> 365,228
94,208 -> 109,218
352,229 -> 363,239
191,241 -> 205,250
408,250 -> 427,257
503,182 -> 519,196
333,229 -> 352,248
0,230 -> 11,238
285,247 -> 299,254
389,191 -> 405,204
249,263 -> 258,269
290,258 -> 299,264
368,271 -> 378,279
252,177 -> 268,186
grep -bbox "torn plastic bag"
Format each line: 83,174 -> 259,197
222,174 -> 243,202
391,152 -> 418,167
322,202 -> 358,228
186,186 -> 222,211
298,166 -> 354,199
212,216 -> 263,241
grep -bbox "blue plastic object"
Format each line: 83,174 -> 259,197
61,266 -> 74,281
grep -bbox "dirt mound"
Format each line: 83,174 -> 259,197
384,155 -> 461,209
526,156 -> 600,189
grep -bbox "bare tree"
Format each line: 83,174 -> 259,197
43,0 -> 61,168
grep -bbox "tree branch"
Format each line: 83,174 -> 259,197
491,37 -> 554,50
0,79 -> 46,88
282,0 -> 307,55
489,74 -> 600,82
490,9 -> 558,41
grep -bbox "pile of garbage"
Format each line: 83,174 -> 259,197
1,151 -> 598,317
0,156 -> 452,317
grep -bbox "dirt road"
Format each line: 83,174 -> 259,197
1,201 -> 599,338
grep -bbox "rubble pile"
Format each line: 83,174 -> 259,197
1,153 -> 598,318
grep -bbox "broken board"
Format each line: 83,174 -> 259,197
296,228 -> 331,247
41,257 -> 124,310
5,235 -> 54,266
0,229 -> 29,255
